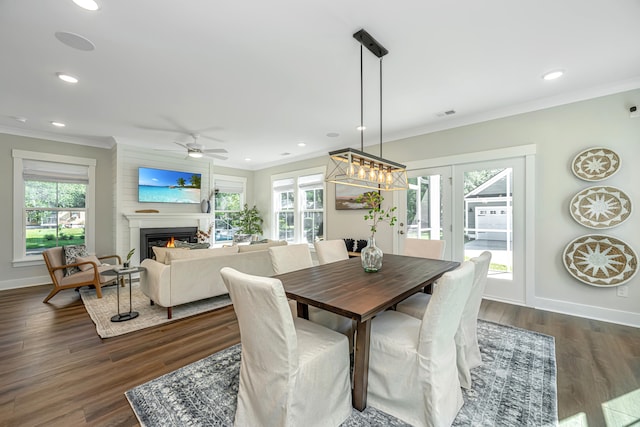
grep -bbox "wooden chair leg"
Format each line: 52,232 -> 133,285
95,284 -> 103,299
43,288 -> 59,303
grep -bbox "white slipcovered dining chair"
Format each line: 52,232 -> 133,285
402,238 -> 446,259
220,267 -> 352,427
396,251 -> 492,389
314,239 -> 350,265
367,261 -> 475,427
269,244 -> 354,343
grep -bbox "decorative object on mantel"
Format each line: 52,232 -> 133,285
570,186 -> 632,229
234,204 -> 264,243
325,29 -> 408,192
200,199 -> 210,213
563,234 -> 638,287
357,191 -> 397,272
571,147 -> 620,181
135,209 -> 159,213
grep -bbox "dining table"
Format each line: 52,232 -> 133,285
273,253 -> 460,411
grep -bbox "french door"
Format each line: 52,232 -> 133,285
396,156 -> 528,305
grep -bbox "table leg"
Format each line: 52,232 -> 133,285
296,302 -> 309,319
352,319 -> 371,411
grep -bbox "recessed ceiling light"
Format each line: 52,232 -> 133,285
542,70 -> 564,81
56,73 -> 78,84
72,0 -> 100,11
297,142 -> 306,147
356,126 -> 366,131
244,158 -> 251,162
51,121 -> 66,127
326,132 -> 340,138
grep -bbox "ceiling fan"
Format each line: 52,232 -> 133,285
173,134 -> 228,160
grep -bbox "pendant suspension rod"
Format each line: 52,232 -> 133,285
379,56 -> 383,158
360,43 -> 364,151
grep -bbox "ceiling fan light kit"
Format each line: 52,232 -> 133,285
326,29 -> 408,192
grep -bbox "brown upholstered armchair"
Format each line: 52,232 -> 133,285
42,247 -> 122,303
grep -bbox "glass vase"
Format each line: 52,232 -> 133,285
361,236 -> 383,272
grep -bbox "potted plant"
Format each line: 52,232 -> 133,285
234,204 -> 264,243
123,248 -> 135,268
355,192 -> 397,272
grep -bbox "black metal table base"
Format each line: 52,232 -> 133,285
111,311 -> 139,322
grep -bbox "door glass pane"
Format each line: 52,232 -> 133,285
463,168 -> 513,280
407,175 -> 442,240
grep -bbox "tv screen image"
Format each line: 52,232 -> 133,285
138,167 -> 202,204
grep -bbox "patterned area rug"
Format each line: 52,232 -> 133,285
126,320 -> 557,426
80,282 -> 232,338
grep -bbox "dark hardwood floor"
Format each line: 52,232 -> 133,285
1,284 -> 639,426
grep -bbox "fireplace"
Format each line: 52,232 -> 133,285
140,227 -> 198,261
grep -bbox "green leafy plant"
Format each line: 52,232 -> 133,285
356,192 -> 397,236
236,204 -> 264,235
125,248 -> 135,263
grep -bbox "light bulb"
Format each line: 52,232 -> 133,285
357,160 -> 366,180
369,164 -> 377,181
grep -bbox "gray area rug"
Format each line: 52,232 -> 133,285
126,320 -> 557,426
80,282 -> 232,338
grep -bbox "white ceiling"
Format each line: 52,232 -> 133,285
1,0 -> 640,170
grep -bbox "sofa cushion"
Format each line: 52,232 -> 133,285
166,245 -> 239,263
75,255 -> 102,271
152,246 -> 189,264
238,240 -> 287,253
63,245 -> 89,276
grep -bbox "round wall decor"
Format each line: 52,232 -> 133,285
570,186 -> 632,229
571,147 -> 620,181
563,234 -> 637,287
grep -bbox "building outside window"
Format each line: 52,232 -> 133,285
272,168 -> 324,245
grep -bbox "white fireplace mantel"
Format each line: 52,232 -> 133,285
123,213 -> 213,263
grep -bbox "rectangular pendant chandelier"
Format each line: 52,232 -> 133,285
326,29 -> 408,192
326,147 -> 408,191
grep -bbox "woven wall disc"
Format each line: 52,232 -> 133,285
571,147 -> 620,181
570,186 -> 631,229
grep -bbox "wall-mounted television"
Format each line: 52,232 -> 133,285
138,167 -> 201,204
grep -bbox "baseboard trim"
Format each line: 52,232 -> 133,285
0,276 -> 50,291
533,297 -> 640,328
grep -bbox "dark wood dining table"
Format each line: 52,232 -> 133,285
273,253 -> 460,411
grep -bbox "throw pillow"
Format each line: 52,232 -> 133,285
62,245 -> 89,276
152,246 -> 189,264
75,255 -> 102,271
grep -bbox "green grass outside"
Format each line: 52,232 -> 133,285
26,227 -> 85,251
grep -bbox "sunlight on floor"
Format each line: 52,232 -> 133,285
602,389 -> 640,427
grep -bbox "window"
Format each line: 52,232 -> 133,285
13,150 -> 96,266
212,175 -> 246,244
271,168 -> 325,245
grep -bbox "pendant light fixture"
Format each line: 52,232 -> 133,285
326,29 -> 408,192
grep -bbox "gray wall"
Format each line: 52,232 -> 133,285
0,133 -> 114,288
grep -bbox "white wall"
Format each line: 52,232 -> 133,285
253,89 -> 640,326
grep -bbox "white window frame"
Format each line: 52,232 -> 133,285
271,166 -> 326,245
12,150 -> 96,267
212,174 -> 247,245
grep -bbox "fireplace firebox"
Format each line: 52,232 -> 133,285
140,227 -> 198,261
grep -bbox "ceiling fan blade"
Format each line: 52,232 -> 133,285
173,142 -> 189,149
202,148 -> 228,154
205,153 -> 228,160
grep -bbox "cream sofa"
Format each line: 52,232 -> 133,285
140,241 -> 286,318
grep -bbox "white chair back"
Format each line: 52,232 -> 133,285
456,250 -> 492,388
402,238 -> 446,259
269,243 -> 313,274
314,240 -> 349,265
220,267 -> 298,425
